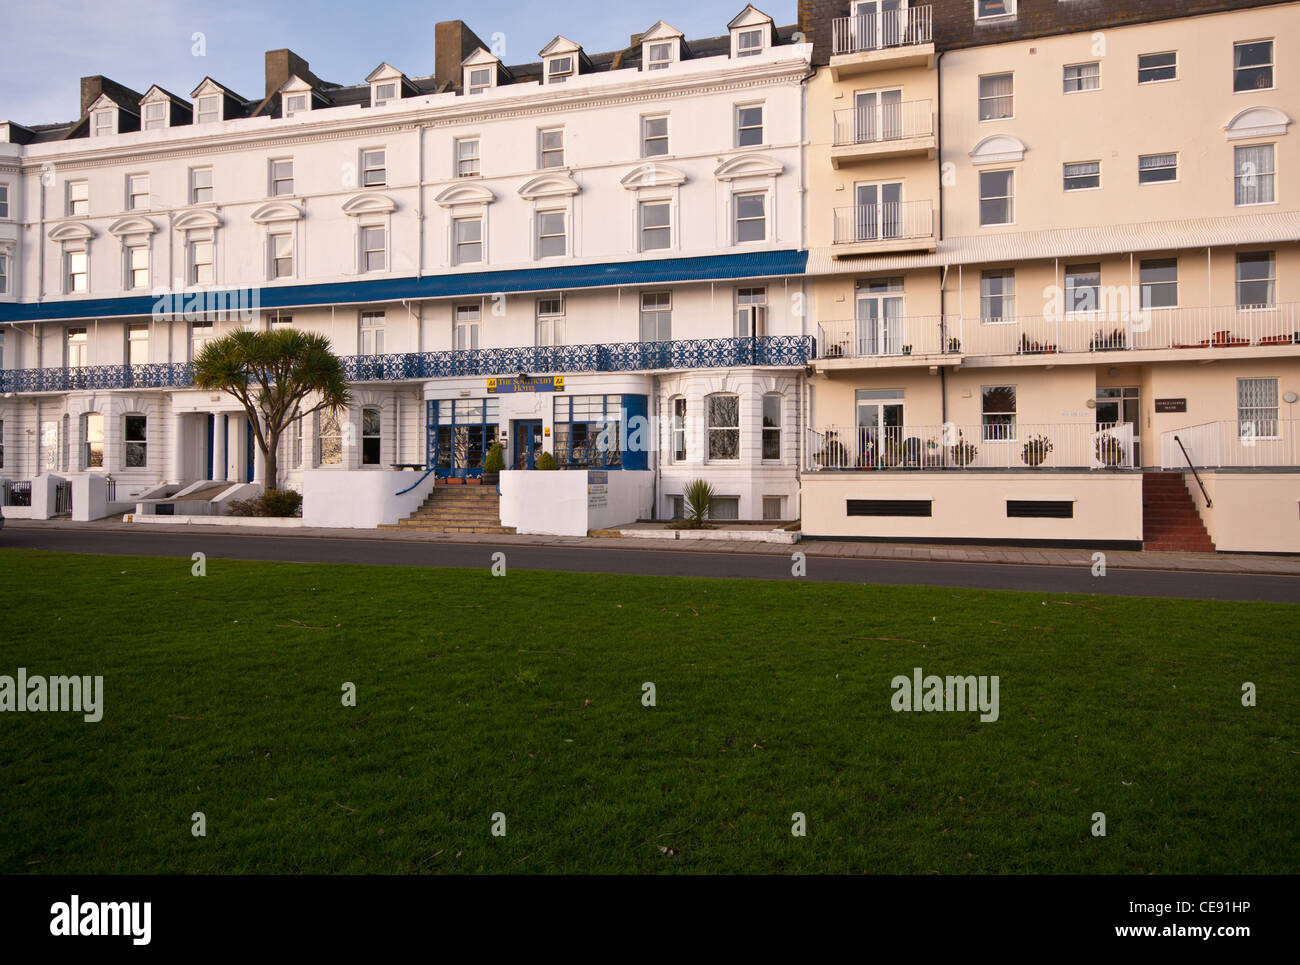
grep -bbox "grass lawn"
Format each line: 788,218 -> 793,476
0,547 -> 1296,875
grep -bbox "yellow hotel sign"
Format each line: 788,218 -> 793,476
487,375 -> 566,394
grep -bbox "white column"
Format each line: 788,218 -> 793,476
212,414 -> 227,482
169,413 -> 186,482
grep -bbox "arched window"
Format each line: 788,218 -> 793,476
706,393 -> 740,461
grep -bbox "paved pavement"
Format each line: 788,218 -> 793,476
3,519 -> 1298,602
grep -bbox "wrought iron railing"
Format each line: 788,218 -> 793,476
0,336 -> 815,394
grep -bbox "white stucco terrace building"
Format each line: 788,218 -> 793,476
0,7 -> 814,526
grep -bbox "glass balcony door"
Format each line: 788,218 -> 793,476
854,182 -> 903,241
854,88 -> 903,143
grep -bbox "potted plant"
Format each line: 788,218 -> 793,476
949,432 -> 978,468
946,336 -> 962,353
1021,434 -> 1054,468
481,441 -> 504,485
812,431 -> 849,469
902,344 -> 913,355
536,451 -> 558,471
1094,432 -> 1125,468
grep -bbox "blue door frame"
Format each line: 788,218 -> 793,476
512,420 -> 543,470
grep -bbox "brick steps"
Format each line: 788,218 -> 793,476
1142,472 -> 1215,552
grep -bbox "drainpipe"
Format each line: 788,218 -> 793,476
935,52 -> 948,440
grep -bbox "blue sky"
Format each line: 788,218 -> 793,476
3,0 -> 796,126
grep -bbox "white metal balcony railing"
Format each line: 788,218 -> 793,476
832,6 -> 933,56
832,201 -> 934,246
965,304 -> 1300,356
833,100 -> 934,148
1161,420 -> 1300,470
806,422 -> 1137,472
817,316 -> 955,359
811,305 -> 1300,361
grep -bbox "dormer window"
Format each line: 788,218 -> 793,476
646,43 -> 674,70
735,29 -> 765,57
196,95 -> 220,124
547,57 -> 574,84
640,22 -> 685,71
143,102 -> 167,130
728,6 -> 774,59
284,94 -> 308,118
92,109 -> 115,137
467,67 -> 493,95
372,82 -> 397,106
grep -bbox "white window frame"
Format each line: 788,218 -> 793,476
536,209 -> 567,259
362,149 -> 387,187
1235,251 -> 1276,309
761,393 -> 783,462
0,184 -> 9,219
270,231 -> 294,280
454,303 -> 481,350
123,414 -> 148,469
283,94 -> 309,118
1233,39 -> 1274,93
546,56 -> 574,84
733,191 -> 767,244
127,323 -> 149,365
455,136 -> 481,177
979,169 -> 1014,226
372,81 -> 397,107
736,103 -> 764,148
127,174 -> 150,211
195,94 -> 221,124
64,247 -> 89,294
190,167 -> 213,204
1138,51 -> 1178,84
978,73 -> 1014,121
360,311 -> 386,356
270,159 -> 294,197
706,393 -> 741,462
640,291 -> 672,342
670,396 -> 687,462
0,252 -> 8,295
974,0 -> 1017,22
189,232 -> 214,285
535,295 -> 565,346
1063,160 -> 1101,192
980,269 -> 1016,323
453,215 -> 484,265
733,27 -> 767,58
1063,62 -> 1101,93
1138,152 -> 1178,185
644,41 -> 677,71
538,128 -> 565,169
639,200 -> 672,252
360,224 -> 387,273
1233,143 -> 1276,206
92,109 -> 115,137
981,385 -> 1017,442
642,115 -> 669,158
466,66 -> 494,95
142,100 -> 168,130
126,241 -> 150,290
67,180 -> 89,217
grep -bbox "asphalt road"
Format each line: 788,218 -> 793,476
2,526 -> 1297,603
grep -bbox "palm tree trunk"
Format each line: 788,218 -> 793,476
264,429 -> 280,491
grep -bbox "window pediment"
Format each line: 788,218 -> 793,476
1225,106 -> 1291,140
621,163 -> 687,189
518,173 -> 580,200
172,208 -> 223,230
714,153 -> 782,181
970,134 -> 1026,165
434,183 -> 496,207
108,216 -> 158,237
250,202 -> 304,224
342,192 -> 397,216
48,222 -> 94,242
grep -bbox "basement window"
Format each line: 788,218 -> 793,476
847,499 -> 933,517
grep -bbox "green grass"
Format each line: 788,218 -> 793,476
1,547 -> 1296,874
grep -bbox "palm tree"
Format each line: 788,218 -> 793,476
192,329 -> 350,491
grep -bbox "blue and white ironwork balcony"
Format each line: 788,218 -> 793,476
0,335 -> 815,394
